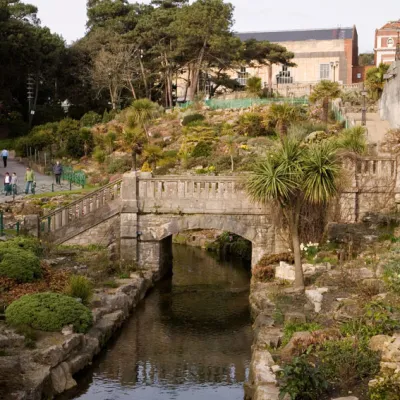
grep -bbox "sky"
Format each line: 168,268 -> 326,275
29,0 -> 399,52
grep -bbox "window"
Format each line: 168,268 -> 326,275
320,64 -> 330,80
237,67 -> 249,86
276,65 -> 293,84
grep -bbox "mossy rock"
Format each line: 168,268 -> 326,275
6,292 -> 93,333
0,247 -> 41,283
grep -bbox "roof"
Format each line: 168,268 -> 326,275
379,20 -> 400,30
236,27 -> 354,43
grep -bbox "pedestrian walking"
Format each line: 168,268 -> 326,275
11,172 -> 18,197
1,148 -> 9,168
25,167 -> 35,194
4,172 -> 11,196
53,161 -> 63,185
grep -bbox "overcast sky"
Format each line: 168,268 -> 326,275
29,0 -> 399,52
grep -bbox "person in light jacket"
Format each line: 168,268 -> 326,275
53,161 -> 63,185
25,167 -> 35,194
1,149 -> 9,168
11,172 -> 18,195
4,172 -> 11,195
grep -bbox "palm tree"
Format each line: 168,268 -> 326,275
365,63 -> 390,100
335,126 -> 367,155
266,103 -> 305,141
246,76 -> 262,96
127,99 -> 160,139
246,138 -> 341,289
309,80 -> 342,124
143,144 -> 163,171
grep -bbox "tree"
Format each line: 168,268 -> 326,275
266,103 -> 305,141
143,144 -> 163,170
247,138 -> 342,289
126,98 -> 160,139
359,53 -> 374,66
365,63 -> 390,101
246,76 -> 262,96
309,80 -> 342,124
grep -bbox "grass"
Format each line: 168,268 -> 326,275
26,187 -> 96,199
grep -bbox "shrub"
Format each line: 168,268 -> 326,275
369,373 -> 400,400
191,141 -> 212,158
65,275 -> 93,305
279,354 -> 328,400
107,157 -> 131,174
93,146 -> 106,163
66,128 -> 94,158
237,112 -> 265,137
382,259 -> 400,294
182,113 -> 205,126
282,322 -> 321,346
6,293 -> 93,333
317,338 -> 380,390
0,236 -> 43,257
0,247 -> 41,283
253,265 -> 275,282
80,111 -> 102,127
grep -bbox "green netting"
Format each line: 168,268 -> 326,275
178,97 -> 308,110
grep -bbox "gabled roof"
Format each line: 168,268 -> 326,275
236,27 -> 354,43
380,20 -> 400,30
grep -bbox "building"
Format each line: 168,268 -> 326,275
236,26 -> 361,87
374,20 -> 400,66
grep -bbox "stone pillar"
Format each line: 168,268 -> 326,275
23,215 -> 40,237
120,171 -> 139,263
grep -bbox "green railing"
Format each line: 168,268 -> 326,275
331,102 -> 349,129
0,211 -> 21,236
61,166 -> 86,188
178,97 -> 308,110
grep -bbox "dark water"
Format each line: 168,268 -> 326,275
61,244 -> 253,400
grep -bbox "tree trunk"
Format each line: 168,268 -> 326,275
183,68 -> 190,102
109,85 -> 116,110
277,121 -> 287,142
128,80 -> 137,100
323,97 -> 329,124
288,203 -> 304,290
230,154 -> 234,172
188,43 -> 206,101
268,64 -> 273,93
139,56 -> 149,99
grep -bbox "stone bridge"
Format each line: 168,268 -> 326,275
40,156 -> 400,277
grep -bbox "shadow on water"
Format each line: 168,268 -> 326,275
58,244 -> 253,400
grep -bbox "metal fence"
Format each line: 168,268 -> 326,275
61,166 -> 86,188
0,211 -> 21,236
178,97 -> 308,110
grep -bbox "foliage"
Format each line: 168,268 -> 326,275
359,53 -> 374,66
282,322 -> 321,346
369,373 -> 400,400
182,113 -> 205,126
279,354 -> 328,400
143,144 -> 163,169
366,63 -> 390,100
246,76 -> 262,95
66,127 -> 94,158
253,265 -> 275,282
80,111 -> 102,127
336,126 -> 367,155
317,338 -> 380,389
206,232 -> 251,260
256,252 -> 294,266
107,157 -> 131,174
65,275 -> 93,305
0,247 -> 41,283
237,112 -> 266,137
0,236 -> 43,257
341,301 -> 400,338
191,140 -> 212,157
93,146 -> 106,163
6,292 -> 93,333
382,259 -> 400,294
309,80 -> 341,123
300,242 -> 319,261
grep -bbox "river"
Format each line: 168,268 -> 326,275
60,244 -> 253,400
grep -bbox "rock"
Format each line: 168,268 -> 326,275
62,334 -> 82,354
362,278 -> 386,294
255,327 -> 283,349
253,313 -> 275,333
61,325 -> 74,336
253,384 -> 280,400
0,332 -> 24,348
281,332 -> 313,360
34,345 -> 64,367
0,356 -> 22,391
50,362 -> 76,394
305,288 -> 329,313
348,267 -> 374,280
369,335 -> 392,352
331,397 -> 358,400
249,350 -> 276,386
275,262 -> 295,281
334,299 -> 363,321
249,283 -> 276,318
271,365 -> 282,373
284,312 -> 306,324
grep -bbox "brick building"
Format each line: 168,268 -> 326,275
236,26 -> 362,86
374,20 -> 400,66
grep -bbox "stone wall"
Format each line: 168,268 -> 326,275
380,61 -> 400,129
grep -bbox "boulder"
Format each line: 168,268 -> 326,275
281,332 -> 313,360
34,345 -> 64,367
348,267 -> 374,280
253,313 -> 275,333
50,362 -> 76,394
0,356 -> 22,392
255,327 -> 283,349
369,335 -> 392,352
275,262 -> 295,281
284,312 -> 306,324
334,299 -> 363,321
249,350 -> 276,386
253,384 -> 280,400
305,288 -> 329,313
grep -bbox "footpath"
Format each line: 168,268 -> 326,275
0,156 -> 79,203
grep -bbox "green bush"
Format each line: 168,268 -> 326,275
0,236 -> 43,257
80,111 -> 102,127
66,275 -> 93,305
282,322 -> 321,346
382,259 -> 400,294
0,247 -> 41,283
182,113 -> 205,126
66,128 -> 94,158
107,157 -> 131,174
6,293 -> 93,333
237,112 -> 266,137
191,141 -> 212,158
279,354 -> 328,400
317,338 -> 380,390
93,146 -> 106,163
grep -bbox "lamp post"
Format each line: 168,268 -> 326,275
361,87 -> 368,126
330,61 -> 339,82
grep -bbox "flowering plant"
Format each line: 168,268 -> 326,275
300,242 -> 319,259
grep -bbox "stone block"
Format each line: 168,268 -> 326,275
250,350 -> 276,386
50,362 -> 76,394
284,312 -> 306,324
253,384 -> 280,400
369,335 -> 392,352
305,288 -> 329,313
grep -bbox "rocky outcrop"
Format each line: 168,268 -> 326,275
3,271 -> 154,400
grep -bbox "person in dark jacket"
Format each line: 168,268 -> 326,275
53,161 -> 63,185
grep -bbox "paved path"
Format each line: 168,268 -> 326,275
347,112 -> 392,148
0,157 -> 79,203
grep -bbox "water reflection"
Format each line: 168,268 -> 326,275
60,244 -> 252,400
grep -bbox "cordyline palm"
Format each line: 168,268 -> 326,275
247,138 -> 341,289
366,63 -> 390,100
128,99 -> 159,140
309,80 -> 342,124
267,103 -> 305,141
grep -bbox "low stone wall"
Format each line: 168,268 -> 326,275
2,271 -> 155,400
